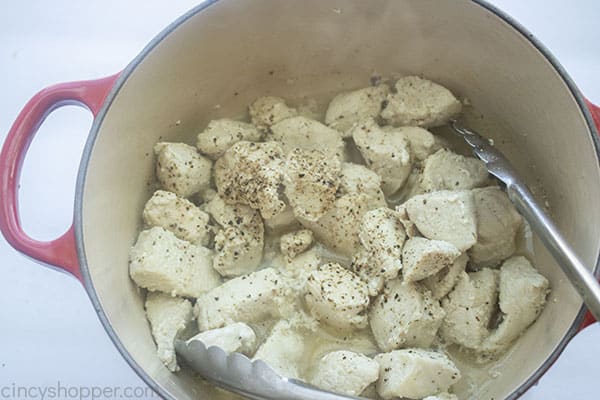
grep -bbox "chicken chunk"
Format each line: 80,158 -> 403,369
154,142 -> 212,198
299,193 -> 383,257
249,96 -> 297,130
205,195 -> 263,234
339,162 -> 387,207
391,126 -> 441,161
352,208 -> 406,295
351,249 -> 395,297
440,269 -> 499,349
187,322 -> 257,355
380,76 -> 462,128
196,268 -> 291,331
480,256 -> 549,354
402,237 -> 461,282
263,205 -> 302,235
359,208 -> 407,256
213,227 -> 263,277
282,246 -> 322,283
325,84 -> 390,137
196,119 -> 262,159
129,227 -> 221,298
375,349 -> 461,400
205,196 -> 264,277
305,263 -> 370,329
280,229 -> 314,258
369,280 -> 445,351
253,320 -> 306,379
214,141 -> 285,219
421,149 -> 489,192
351,118 -> 412,195
145,292 -> 193,372
283,148 -> 341,222
311,350 -> 380,396
470,187 -> 523,267
270,116 -> 345,159
422,253 -> 469,300
143,190 -> 211,246
403,190 -> 477,251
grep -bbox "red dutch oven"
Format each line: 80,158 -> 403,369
1,1 -> 599,399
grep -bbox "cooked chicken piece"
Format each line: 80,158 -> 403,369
299,193 -> 383,257
143,190 -> 211,246
351,249 -> 396,297
187,322 -> 257,355
381,76 -> 462,128
470,187 -> 523,268
204,196 -> 264,277
352,208 -> 406,295
305,263 -> 370,329
214,141 -> 285,219
270,116 -> 345,159
440,269 -> 499,348
422,253 -> 469,300
282,246 -> 322,283
311,350 -> 380,396
359,208 -> 407,256
196,119 -> 262,159
375,348 -> 461,400
383,126 -> 442,161
283,148 -> 341,222
403,190 -> 477,251
351,118 -> 412,195
421,149 -> 489,192
249,96 -> 297,130
263,205 -> 302,235
195,268 -> 291,331
480,256 -> 549,354
154,142 -> 212,198
339,162 -> 387,207
402,237 -> 461,282
280,229 -> 314,259
129,227 -> 221,298
145,292 -> 193,372
369,280 -> 445,351
253,320 -> 306,379
325,84 -> 390,137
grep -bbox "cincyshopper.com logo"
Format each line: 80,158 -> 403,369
0,382 -> 159,400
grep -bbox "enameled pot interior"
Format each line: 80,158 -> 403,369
79,0 -> 600,399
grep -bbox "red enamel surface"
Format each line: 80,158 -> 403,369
580,99 -> 600,330
0,74 -> 119,281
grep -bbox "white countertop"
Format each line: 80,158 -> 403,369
0,1 -> 598,399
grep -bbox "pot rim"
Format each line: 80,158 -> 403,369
73,1 -> 600,399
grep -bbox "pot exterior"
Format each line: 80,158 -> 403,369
74,1 -> 600,399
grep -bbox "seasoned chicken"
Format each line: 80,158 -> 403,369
154,142 -> 212,198
197,118 -> 262,159
381,76 -> 462,128
214,141 -> 285,219
129,227 -> 221,298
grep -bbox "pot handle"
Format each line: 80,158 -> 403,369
0,74 -> 119,281
580,99 -> 600,329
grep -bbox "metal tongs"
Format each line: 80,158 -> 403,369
175,339 -> 366,400
450,120 -> 600,321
